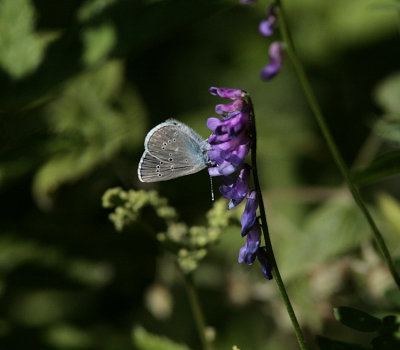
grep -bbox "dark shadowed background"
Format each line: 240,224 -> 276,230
1,0 -> 400,349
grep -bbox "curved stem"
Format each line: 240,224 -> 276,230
183,273 -> 213,350
248,98 -> 309,350
275,0 -> 400,288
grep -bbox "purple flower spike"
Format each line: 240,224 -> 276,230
259,4 -> 277,37
256,248 -> 273,279
260,41 -> 284,81
219,165 -> 250,209
215,100 -> 244,115
240,0 -> 257,4
241,190 -> 258,236
209,87 -> 247,100
238,222 -> 261,265
208,142 -> 250,177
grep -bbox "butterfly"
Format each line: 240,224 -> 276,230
138,119 -> 212,182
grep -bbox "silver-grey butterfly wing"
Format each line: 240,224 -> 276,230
138,119 -> 210,182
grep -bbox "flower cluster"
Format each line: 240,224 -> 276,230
259,4 -> 284,81
207,87 -> 272,279
240,1 -> 284,80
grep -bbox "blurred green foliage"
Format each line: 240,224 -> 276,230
1,0 -> 400,349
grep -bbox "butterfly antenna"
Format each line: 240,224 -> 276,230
210,176 -> 215,201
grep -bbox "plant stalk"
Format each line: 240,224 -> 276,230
183,273 -> 213,350
275,0 -> 400,288
248,98 -> 309,350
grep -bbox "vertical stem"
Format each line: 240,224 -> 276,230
247,98 -> 309,350
183,273 -> 213,350
275,0 -> 400,288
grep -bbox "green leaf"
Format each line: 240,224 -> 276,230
375,119 -> 400,145
132,326 -> 192,350
32,61 -> 146,208
385,289 -> 400,308
317,336 -> 368,350
375,71 -> 400,114
0,0 -> 43,78
378,315 -> 400,335
0,0 -> 231,110
279,199 -> 369,279
377,193 -> 400,237
352,151 -> 400,186
334,307 -> 382,332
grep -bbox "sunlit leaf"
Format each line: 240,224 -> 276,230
279,198 -> 369,279
0,0 -> 43,78
377,193 -> 400,237
375,71 -> 400,114
375,120 -> 400,145
132,326 -> 192,350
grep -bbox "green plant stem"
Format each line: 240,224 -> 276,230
275,0 -> 400,288
248,99 -> 309,350
183,273 -> 212,350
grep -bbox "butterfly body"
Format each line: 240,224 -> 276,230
138,119 -> 211,182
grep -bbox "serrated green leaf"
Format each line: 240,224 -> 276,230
334,307 -> 382,332
132,326 -> 192,350
352,151 -> 400,186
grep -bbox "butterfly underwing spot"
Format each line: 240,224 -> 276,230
168,158 -> 173,162
168,140 -> 172,144
173,138 -> 176,142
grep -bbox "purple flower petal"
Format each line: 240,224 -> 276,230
219,165 -> 250,209
208,141 -> 250,177
238,222 -> 261,264
209,87 -> 247,100
241,190 -> 258,236
258,4 -> 277,37
209,131 -> 250,152
256,248 -> 273,279
215,100 -> 244,114
260,41 -> 284,81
